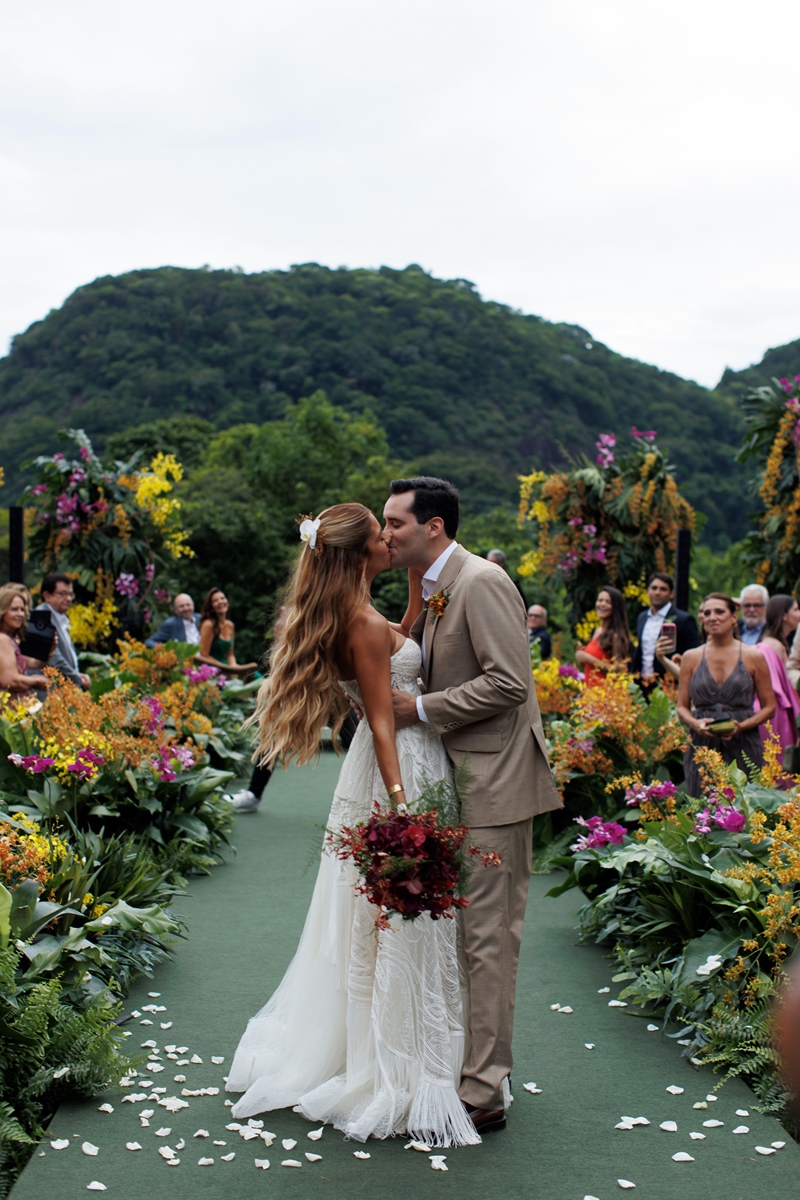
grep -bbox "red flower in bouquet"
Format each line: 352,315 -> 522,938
329,804 -> 500,931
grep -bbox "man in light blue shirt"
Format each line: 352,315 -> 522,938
739,584 -> 768,645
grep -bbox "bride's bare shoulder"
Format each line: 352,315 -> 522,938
345,606 -> 391,650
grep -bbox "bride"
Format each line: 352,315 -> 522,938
225,502 -> 481,1147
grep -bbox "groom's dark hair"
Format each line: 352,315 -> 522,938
389,476 -> 459,538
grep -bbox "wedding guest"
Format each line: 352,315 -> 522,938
655,598 -> 709,680
738,584 -> 769,645
0,584 -> 48,694
575,586 -> 632,685
527,605 -> 552,659
677,593 -> 775,797
752,595 -> 800,759
35,573 -> 91,690
197,588 -> 257,676
632,572 -> 701,682
146,593 -> 201,648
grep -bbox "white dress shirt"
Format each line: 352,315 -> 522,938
641,601 -> 671,676
416,541 -> 458,723
183,618 -> 200,645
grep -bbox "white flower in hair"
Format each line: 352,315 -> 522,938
299,517 -> 321,549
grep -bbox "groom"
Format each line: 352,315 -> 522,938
384,477 -> 562,1136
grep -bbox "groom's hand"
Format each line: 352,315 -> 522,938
392,689 -> 420,729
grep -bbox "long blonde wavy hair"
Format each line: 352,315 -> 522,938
251,502 -> 376,768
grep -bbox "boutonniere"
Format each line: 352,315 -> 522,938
425,588 -> 451,622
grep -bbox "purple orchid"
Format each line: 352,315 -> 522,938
115,573 -> 139,598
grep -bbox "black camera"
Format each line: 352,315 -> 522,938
19,609 -> 56,661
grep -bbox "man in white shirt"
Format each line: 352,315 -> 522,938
145,594 -> 200,648
384,476 -> 560,1137
632,572 -> 701,681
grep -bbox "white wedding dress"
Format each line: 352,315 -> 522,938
226,638 -> 480,1146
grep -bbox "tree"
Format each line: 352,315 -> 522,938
177,391 -> 415,659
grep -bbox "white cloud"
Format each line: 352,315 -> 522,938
1,0 -> 799,385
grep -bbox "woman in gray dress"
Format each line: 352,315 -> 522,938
677,592 -> 776,797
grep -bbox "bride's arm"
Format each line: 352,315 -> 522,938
348,610 -> 406,801
388,568 -> 425,637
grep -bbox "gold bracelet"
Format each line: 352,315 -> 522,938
388,784 -> 405,796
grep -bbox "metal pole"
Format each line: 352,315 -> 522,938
674,528 -> 691,612
8,507 -> 24,584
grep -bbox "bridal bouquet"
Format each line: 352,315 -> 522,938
328,784 -> 500,931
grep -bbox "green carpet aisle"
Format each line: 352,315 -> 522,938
12,756 -> 800,1200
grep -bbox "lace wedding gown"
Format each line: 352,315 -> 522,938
226,638 -> 480,1146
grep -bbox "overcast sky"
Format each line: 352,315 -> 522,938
1,0 -> 799,388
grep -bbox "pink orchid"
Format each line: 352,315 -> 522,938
115,573 -> 139,598
571,815 -> 626,852
713,805 -> 746,834
8,753 -> 55,774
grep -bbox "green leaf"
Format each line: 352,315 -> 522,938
675,930 -> 742,988
0,882 -> 11,949
90,675 -> 117,700
171,813 -> 211,842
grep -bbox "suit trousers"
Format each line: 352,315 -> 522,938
458,816 -> 533,1111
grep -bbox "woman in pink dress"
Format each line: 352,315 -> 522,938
754,594 -> 800,760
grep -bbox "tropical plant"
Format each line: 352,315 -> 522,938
517,428 -> 696,627
549,744 -> 800,1127
737,373 -> 800,594
0,939 -> 135,1195
20,429 -> 193,646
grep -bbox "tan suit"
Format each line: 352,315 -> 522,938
410,544 -> 561,1110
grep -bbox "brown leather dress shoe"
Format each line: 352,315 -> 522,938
462,1101 -> 507,1134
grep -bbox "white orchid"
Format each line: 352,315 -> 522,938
299,517 -> 321,549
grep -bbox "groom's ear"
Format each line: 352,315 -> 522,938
426,517 -> 445,539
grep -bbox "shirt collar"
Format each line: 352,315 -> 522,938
44,603 -> 69,628
648,601 -> 672,619
422,541 -> 458,599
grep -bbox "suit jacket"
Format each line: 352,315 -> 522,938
411,544 -> 562,827
33,602 -> 81,686
632,603 -> 701,678
145,613 -> 200,649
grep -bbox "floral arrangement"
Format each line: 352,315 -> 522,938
737,374 -> 800,592
532,656 -> 583,716
328,803 -> 500,931
20,429 -> 194,647
517,427 -> 695,625
549,671 -> 686,810
551,741 -> 800,1125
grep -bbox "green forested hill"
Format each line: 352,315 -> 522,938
0,263 -> 756,544
719,338 -> 800,398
